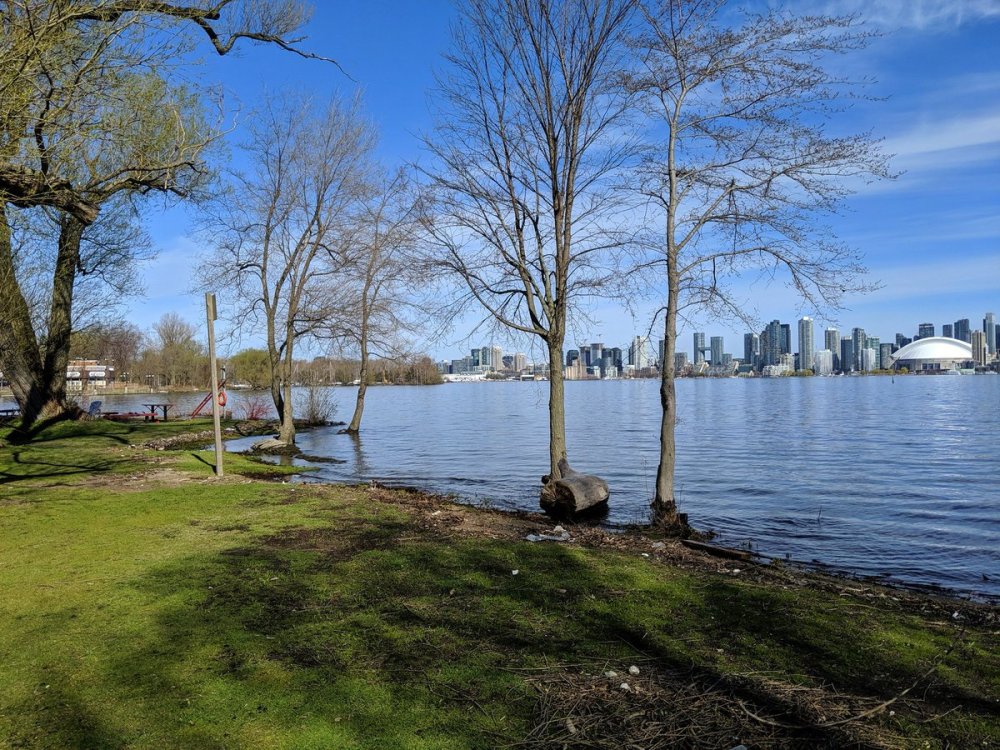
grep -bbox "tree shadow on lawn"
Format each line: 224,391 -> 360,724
10,514 -> 996,748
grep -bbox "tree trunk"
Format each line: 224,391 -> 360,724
277,342 -> 296,444
346,336 -> 368,433
546,337 -> 567,480
653,272 -> 682,529
540,458 -> 609,515
41,216 -> 85,410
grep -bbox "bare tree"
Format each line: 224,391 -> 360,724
339,169 -> 425,434
202,94 -> 374,445
422,0 -> 637,483
629,1 -> 892,527
0,0 -> 338,434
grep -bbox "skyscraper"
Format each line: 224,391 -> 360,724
851,327 -> 866,372
798,316 -> 814,372
590,343 -> 604,368
971,331 -> 988,366
841,337 -> 854,373
762,320 -> 782,367
880,343 -> 894,369
942,323 -> 953,339
693,332 -> 706,365
867,336 -> 881,368
917,323 -> 934,339
710,336 -> 724,366
954,319 -> 971,343
984,312 -> 996,354
744,333 -> 760,370
780,324 -> 791,355
825,327 -> 840,371
630,336 -> 651,369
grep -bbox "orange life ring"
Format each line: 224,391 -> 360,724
217,390 -> 227,407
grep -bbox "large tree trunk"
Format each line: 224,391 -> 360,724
41,216 -> 85,410
546,336 -> 568,480
277,341 -> 296,444
345,335 -> 368,433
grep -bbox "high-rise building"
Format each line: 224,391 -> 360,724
630,336 -> 651,369
813,349 -> 833,375
673,352 -> 688,372
609,347 -> 623,370
710,336 -> 724,366
895,333 -> 911,348
744,333 -> 760,370
851,327 -> 866,372
917,323 -> 934,339
798,316 -> 814,372
762,320 -> 782,366
954,319 -> 971,343
971,330 -> 988,366
867,336 -> 881,369
862,347 -> 876,372
984,312 -> 996,354
513,352 -> 527,372
590,343 -> 604,368
566,349 -> 579,367
825,327 -> 840,371
780,324 -> 791,355
942,323 -> 953,339
490,345 -> 503,371
693,332 -> 707,365
880,343 -> 894,369
841,337 -> 854,373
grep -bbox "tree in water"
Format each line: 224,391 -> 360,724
628,0 -> 892,527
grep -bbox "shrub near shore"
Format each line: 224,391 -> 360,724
0,420 -> 997,748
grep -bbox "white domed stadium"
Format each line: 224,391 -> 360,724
888,337 -> 973,372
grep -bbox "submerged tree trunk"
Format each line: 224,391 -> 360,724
653,265 -> 682,529
541,458 -> 609,515
546,337 -> 568,480
346,334 -> 368,434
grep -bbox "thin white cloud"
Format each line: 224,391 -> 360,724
884,112 -> 1000,158
856,252 -> 1000,303
819,0 -> 1000,30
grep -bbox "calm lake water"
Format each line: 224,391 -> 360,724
5,376 -> 998,597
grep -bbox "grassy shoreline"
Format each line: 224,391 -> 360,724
1,419 -> 997,748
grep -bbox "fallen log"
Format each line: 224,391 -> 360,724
540,458 -> 609,515
680,539 -> 752,562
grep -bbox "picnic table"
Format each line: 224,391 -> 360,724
142,403 -> 173,421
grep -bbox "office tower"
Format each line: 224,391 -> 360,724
841,337 -> 854,373
693,332 -> 706,364
996,325 -> 1000,355
851,328 -> 866,372
744,333 -> 760,370
867,336 -> 880,368
470,348 -> 482,367
566,349 -> 579,367
780,324 -> 791,355
917,323 -> 934,339
490,345 -> 503,370
971,331 -> 988,366
590,343 -> 604,368
942,323 -> 953,339
984,313 -> 996,354
880,343 -> 894,369
673,352 -> 688,372
798,316 -> 815,372
813,350 -> 833,375
862,347 -> 876,372
954,319 -> 971,343
610,347 -> 623,370
630,336 -> 651,369
513,352 -> 527,372
721,353 -> 733,366
710,336 -> 724,366
761,320 -> 782,366
601,352 -> 613,377
824,327 -> 839,371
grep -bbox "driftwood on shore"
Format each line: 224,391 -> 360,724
540,458 -> 609,515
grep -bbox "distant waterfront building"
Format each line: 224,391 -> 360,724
762,320 -> 782,367
743,333 -> 760,371
693,332 -> 707,365
780,324 -> 791,355
862,347 -> 876,372
566,349 -> 579,367
589,343 -> 604,369
513,353 -> 527,372
984,313 -> 996,354
971,331 -> 988,366
880,343 -> 895,369
890,337 -> 974,372
895,333 -> 911,349
851,328 -> 866,372
798,316 -> 814,372
840,337 -> 854,373
490,345 -> 503,371
673,352 -> 688,372
824,327 -> 839,370
710,336 -> 724,366
867,336 -> 881,368
953,319 -> 971,343
630,336 -> 652,370
917,323 -> 935,339
942,323 -> 953,339
813,349 -> 833,375
609,347 -> 623,371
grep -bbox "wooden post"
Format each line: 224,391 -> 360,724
206,292 -> 224,477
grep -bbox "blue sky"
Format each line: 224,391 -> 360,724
137,0 -> 1000,360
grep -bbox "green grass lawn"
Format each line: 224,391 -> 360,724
1,420 -> 997,749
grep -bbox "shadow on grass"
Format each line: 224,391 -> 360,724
9,513 -> 994,748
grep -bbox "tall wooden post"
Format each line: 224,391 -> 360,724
206,292 -> 224,477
